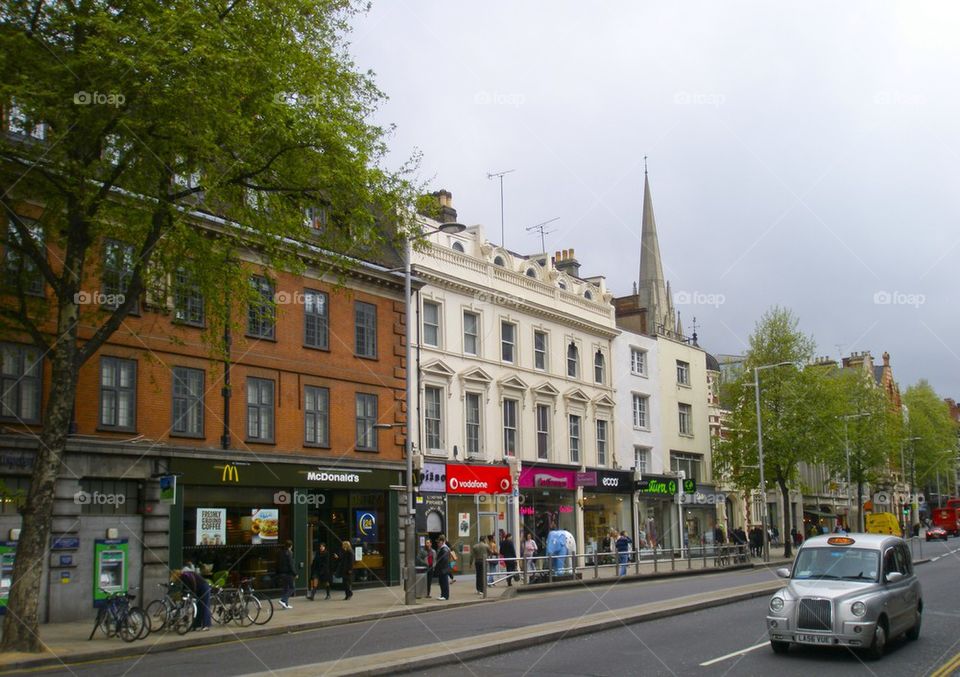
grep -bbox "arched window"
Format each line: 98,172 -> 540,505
526,268 -> 536,278
494,256 -> 505,267
452,241 -> 465,253
584,290 -> 593,300
567,342 -> 579,379
558,280 -> 567,290
594,351 -> 605,384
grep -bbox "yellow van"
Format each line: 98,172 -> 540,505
865,512 -> 901,535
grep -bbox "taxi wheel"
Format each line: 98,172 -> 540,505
770,640 -> 790,654
906,608 -> 922,641
865,621 -> 887,660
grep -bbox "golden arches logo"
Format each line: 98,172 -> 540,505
220,464 -> 240,483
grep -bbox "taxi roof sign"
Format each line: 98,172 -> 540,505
827,536 -> 855,546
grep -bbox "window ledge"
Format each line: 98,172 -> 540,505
244,438 -> 277,445
246,334 -> 277,342
96,426 -> 138,434
170,432 -> 205,440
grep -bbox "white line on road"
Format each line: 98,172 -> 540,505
699,642 -> 768,666
930,546 -> 960,563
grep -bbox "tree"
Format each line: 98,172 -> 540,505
903,381 -> 959,510
0,0 -> 418,651
714,307 -> 842,557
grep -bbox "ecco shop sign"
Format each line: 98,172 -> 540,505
446,464 -> 513,495
587,470 -> 634,493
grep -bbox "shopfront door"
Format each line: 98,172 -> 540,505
478,512 -> 501,542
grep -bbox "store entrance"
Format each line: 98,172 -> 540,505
478,512 -> 502,542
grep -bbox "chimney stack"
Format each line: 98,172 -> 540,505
554,248 -> 581,278
431,189 -> 458,223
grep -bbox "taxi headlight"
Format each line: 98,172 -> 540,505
770,596 -> 785,613
851,601 -> 866,617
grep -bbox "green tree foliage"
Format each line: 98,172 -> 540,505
0,0 -> 417,651
903,380 -> 958,502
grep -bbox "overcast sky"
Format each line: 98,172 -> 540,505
350,2 -> 960,400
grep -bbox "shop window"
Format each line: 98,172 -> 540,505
566,342 -> 579,379
100,356 -> 136,431
355,393 -> 378,451
463,311 -> 479,355
679,403 -> 693,435
671,451 -> 702,483
79,478 -> 140,515
465,392 -> 482,457
632,394 -> 648,429
596,420 -> 608,466
676,360 -> 690,386
424,386 -> 444,452
535,404 -> 550,460
502,398 -> 518,457
534,331 -> 547,371
354,301 -> 377,358
304,290 -> 329,350
594,351 -> 605,384
247,275 -> 276,339
246,377 -> 274,442
423,301 -> 441,348
4,219 -> 45,296
631,348 -> 647,376
173,267 -> 204,326
0,476 -> 29,515
634,446 -> 649,473
172,367 -> 204,437
102,239 -> 136,310
0,342 -> 42,423
568,414 -> 581,464
500,321 -> 516,363
304,385 -> 329,446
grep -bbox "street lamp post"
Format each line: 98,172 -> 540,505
399,220 -> 465,605
902,436 -> 921,533
753,361 -> 793,563
839,412 -> 872,532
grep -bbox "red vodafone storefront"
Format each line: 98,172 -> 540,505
444,464 -> 513,572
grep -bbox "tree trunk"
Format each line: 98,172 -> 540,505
0,322 -> 80,651
779,478 -> 793,559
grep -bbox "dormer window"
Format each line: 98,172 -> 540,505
494,256 -> 505,267
526,268 -> 536,278
558,280 -> 567,290
452,241 -> 465,253
584,290 -> 593,300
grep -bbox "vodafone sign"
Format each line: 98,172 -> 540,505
446,464 -> 513,495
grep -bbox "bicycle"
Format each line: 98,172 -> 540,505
241,577 -> 274,626
89,588 -> 148,642
145,582 -> 196,635
210,584 -> 259,627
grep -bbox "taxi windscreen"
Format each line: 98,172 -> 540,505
793,547 -> 879,582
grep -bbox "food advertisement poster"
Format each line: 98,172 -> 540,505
458,512 -> 470,537
196,508 -> 226,546
251,508 -> 279,544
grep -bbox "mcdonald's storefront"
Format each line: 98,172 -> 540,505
168,457 -> 403,590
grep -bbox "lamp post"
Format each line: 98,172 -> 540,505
397,220 -> 465,605
902,436 -> 921,533
839,412 -> 872,532
753,361 -> 793,563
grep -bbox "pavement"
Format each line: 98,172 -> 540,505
0,555 -> 793,674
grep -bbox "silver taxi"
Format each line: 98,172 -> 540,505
766,533 -> 922,659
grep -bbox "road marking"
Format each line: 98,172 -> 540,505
930,650 -> 960,677
699,642 -> 768,666
929,545 -> 960,563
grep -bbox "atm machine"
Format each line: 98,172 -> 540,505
93,539 -> 128,606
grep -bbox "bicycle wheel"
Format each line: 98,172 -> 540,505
145,599 -> 168,632
120,608 -> 147,642
174,600 -> 196,635
210,594 -> 230,625
250,593 -> 273,625
100,609 -> 118,638
237,596 -> 260,627
135,606 -> 152,639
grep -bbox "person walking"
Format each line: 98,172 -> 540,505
435,534 -> 452,601
471,536 -> 490,596
615,530 -> 632,576
307,542 -> 331,600
500,533 -> 518,586
420,540 -> 436,598
179,565 -> 211,631
276,539 -> 297,609
486,535 -> 499,586
338,541 -> 354,600
522,532 -> 538,580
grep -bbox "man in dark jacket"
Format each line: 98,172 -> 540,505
434,534 -> 452,601
615,531 -> 632,576
500,533 -> 518,586
276,540 -> 297,609
307,542 -> 331,600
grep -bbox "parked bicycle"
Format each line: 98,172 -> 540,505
210,577 -> 273,626
145,582 -> 196,635
242,577 -> 273,626
89,588 -> 149,642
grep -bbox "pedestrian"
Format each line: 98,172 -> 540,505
522,531 -> 538,580
338,541 -> 354,600
471,536 -> 490,596
276,539 -> 297,609
307,542 -> 331,600
435,534 -> 452,601
420,540 -> 435,598
178,566 -> 211,631
500,533 -> 518,586
615,530 -> 632,576
486,534 -> 499,586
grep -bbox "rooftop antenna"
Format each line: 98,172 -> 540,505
835,343 -> 844,362
487,169 -> 515,247
525,217 -> 560,253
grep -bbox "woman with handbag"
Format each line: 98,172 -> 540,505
338,541 -> 354,600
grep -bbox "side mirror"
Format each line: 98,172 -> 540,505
886,571 -> 904,583
776,567 -> 791,579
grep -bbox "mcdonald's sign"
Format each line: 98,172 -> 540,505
219,464 -> 240,483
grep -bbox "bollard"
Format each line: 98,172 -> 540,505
635,548 -> 640,575
481,557 -> 488,598
671,548 -> 676,571
653,546 -> 658,573
594,552 -> 599,579
703,544 -> 707,570
688,546 -> 693,569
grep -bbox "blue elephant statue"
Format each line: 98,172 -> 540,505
545,529 -> 576,576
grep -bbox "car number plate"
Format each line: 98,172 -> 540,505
795,633 -> 832,644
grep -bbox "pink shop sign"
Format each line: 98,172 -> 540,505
519,467 -> 577,490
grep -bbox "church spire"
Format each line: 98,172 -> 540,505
637,167 -> 677,337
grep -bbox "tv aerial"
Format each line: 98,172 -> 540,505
525,217 -> 560,253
